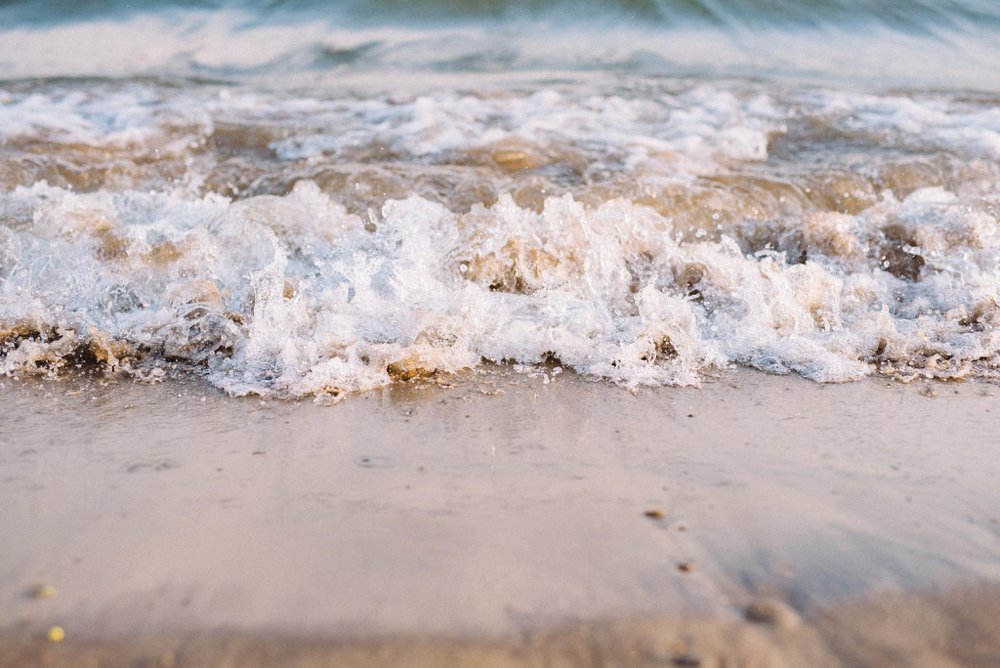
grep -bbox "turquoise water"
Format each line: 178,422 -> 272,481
4,0 -> 1000,27
1,0 -> 999,85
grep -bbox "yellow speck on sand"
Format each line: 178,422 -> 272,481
31,584 -> 57,600
47,626 -> 65,643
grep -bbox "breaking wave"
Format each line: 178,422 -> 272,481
2,80 -> 999,398
3,0 -> 1000,399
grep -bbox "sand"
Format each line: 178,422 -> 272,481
1,367 -> 999,666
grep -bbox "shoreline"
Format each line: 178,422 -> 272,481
4,582 -> 1000,667
2,368 -> 999,665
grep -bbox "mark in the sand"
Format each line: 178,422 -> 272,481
125,459 -> 178,473
673,654 -> 702,667
670,641 -> 703,667
354,455 -> 395,468
744,598 -> 800,629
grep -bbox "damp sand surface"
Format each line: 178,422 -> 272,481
1,368 -> 999,666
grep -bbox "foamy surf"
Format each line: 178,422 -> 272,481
2,3 -> 1000,399
2,135 -> 998,399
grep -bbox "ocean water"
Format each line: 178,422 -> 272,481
2,1 -> 999,398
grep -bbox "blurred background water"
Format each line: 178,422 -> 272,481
2,0 -> 1000,87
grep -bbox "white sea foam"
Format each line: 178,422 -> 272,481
2,78 -> 1000,396
2,176 -> 998,398
808,91 -> 1000,159
6,82 -> 999,169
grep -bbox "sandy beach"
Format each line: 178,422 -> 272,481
4,0 -> 1000,665
2,368 -> 998,666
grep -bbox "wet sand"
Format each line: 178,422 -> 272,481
1,368 -> 999,666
